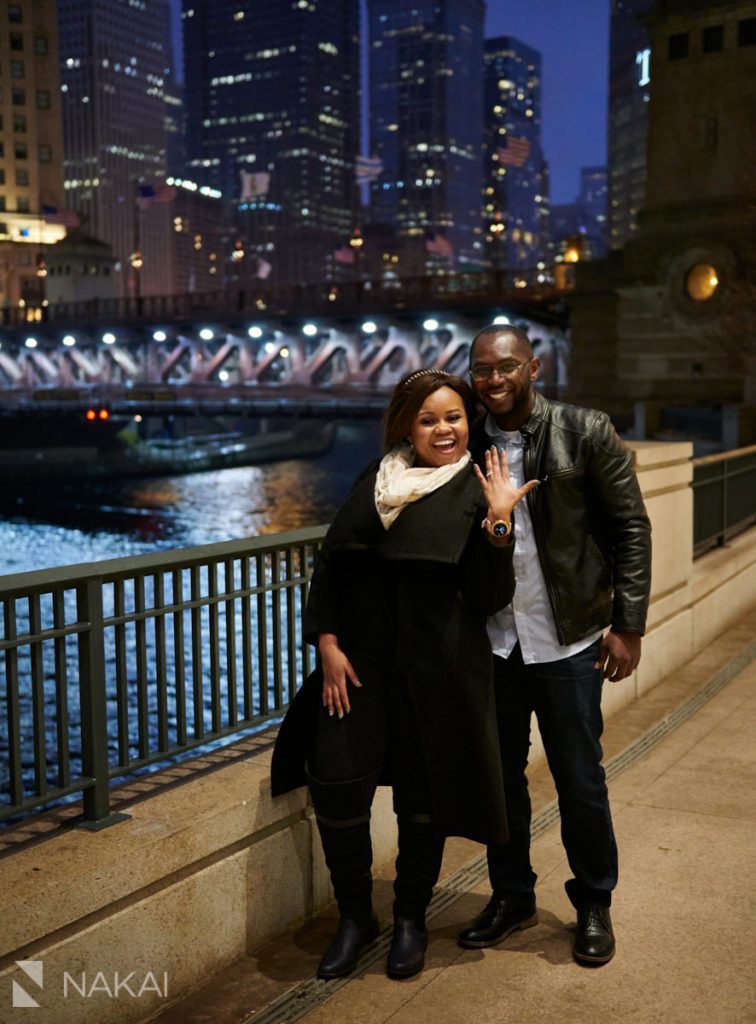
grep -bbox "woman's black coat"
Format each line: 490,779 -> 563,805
270,460 -> 514,846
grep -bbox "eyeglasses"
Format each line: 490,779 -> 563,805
469,358 -> 532,382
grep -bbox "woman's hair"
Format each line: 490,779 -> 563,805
382,369 -> 474,453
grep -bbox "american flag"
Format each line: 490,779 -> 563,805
355,154 -> 384,184
240,171 -> 271,200
425,232 -> 453,258
41,204 -> 80,228
334,245 -> 356,265
497,135 -> 531,168
137,182 -> 177,209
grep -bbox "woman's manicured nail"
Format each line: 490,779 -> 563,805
328,709 -> 334,717
353,680 -> 362,687
338,712 -> 344,720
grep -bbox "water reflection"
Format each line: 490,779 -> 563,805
0,421 -> 382,576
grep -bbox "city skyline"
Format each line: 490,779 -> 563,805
169,0 -> 610,205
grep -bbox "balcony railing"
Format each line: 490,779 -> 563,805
692,444 -> 756,558
0,528 -> 325,827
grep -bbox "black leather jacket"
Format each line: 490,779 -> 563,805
471,392 -> 652,645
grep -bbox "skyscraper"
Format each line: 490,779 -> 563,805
607,0 -> 653,250
183,0 -> 360,287
483,36 -> 548,273
0,0 -> 66,309
578,165 -> 608,259
58,0 -> 174,297
368,0 -> 486,273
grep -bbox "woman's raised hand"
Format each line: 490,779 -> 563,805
318,633 -> 361,719
474,445 -> 539,523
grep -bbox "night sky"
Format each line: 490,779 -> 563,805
169,0 -> 609,205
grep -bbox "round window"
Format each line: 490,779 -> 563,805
685,263 -> 719,301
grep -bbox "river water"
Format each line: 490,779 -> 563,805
0,421 -> 383,818
0,421 -> 382,578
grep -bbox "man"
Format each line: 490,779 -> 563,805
458,324 -> 651,965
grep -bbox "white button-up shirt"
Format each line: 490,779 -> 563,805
484,415 -> 603,665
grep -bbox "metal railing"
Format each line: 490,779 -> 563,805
692,444 -> 756,558
0,527 -> 326,826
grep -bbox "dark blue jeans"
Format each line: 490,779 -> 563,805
488,639 -> 617,910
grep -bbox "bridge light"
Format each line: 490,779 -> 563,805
199,328 -> 214,341
99,409 -> 109,420
86,409 -> 96,421
362,321 -> 377,334
152,330 -> 167,342
24,337 -> 38,348
302,323 -> 318,337
422,319 -> 439,332
492,315 -> 510,326
264,341 -> 277,354
280,346 -> 290,358
218,370 -> 230,382
247,326 -> 263,339
134,415 -> 143,423
62,335 -> 76,347
102,332 -> 116,344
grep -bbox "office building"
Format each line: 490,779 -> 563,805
607,0 -> 653,250
58,0 -> 174,297
0,0 -> 67,310
166,176 -> 226,294
368,0 -> 486,274
483,35 -> 548,274
183,0 -> 360,286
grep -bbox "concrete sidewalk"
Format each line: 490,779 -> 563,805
149,612 -> 756,1024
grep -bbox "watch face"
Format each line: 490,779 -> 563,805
492,522 -> 509,537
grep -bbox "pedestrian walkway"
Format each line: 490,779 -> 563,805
148,612 -> 756,1024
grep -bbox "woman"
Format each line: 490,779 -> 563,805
271,369 -> 536,981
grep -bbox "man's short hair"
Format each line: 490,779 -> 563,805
469,324 -> 533,366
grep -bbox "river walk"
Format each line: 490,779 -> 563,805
149,609 -> 756,1024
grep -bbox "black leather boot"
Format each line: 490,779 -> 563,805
318,912 -> 380,980
308,766 -> 381,980
574,905 -> 615,965
387,915 -> 428,979
457,894 -> 538,948
387,816 -> 445,979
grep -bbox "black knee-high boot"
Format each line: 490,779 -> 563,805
388,815 -> 445,979
307,766 -> 381,979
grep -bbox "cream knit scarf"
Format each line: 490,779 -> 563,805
374,446 -> 472,530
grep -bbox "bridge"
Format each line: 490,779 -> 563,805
0,273 -> 569,415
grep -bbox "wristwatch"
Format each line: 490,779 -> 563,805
482,517 -> 512,539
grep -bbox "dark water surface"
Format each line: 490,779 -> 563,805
0,421 -> 382,578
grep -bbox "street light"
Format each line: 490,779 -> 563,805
302,323 -> 318,337
199,328 -> 214,341
24,337 -> 38,348
152,330 -> 167,342
62,335 -> 76,347
248,326 -> 263,339
423,318 -> 439,332
362,321 -> 377,334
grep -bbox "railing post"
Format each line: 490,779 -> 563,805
76,578 -> 129,829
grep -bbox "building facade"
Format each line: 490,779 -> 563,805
607,0 -> 653,250
58,0 -> 174,297
570,0 -> 756,444
368,0 -> 486,274
183,0 -> 360,287
165,176 -> 226,294
0,0 -> 67,311
482,35 -> 548,274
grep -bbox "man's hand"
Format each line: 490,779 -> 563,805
595,629 -> 642,681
